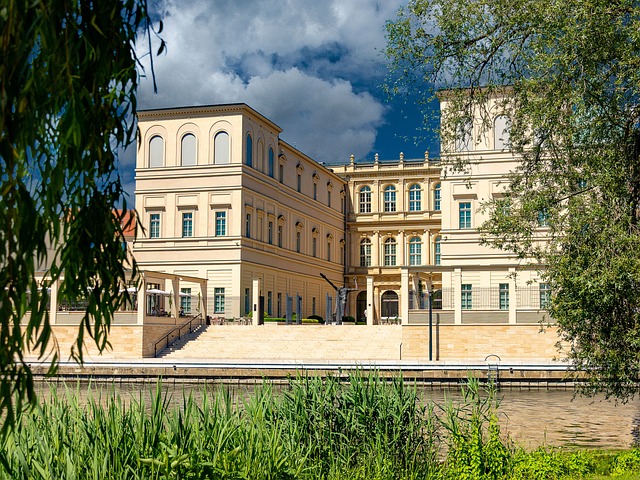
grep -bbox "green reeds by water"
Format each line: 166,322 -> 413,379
1,373 -> 638,479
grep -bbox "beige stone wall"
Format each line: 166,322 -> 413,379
401,325 -> 565,363
142,324 -> 183,358
159,323 -> 565,364
24,325 -> 143,362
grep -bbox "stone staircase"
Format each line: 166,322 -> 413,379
158,324 -> 404,362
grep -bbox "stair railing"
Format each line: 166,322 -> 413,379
154,313 -> 204,357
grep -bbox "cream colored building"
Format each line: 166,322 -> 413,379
133,100 -> 549,328
134,104 -> 347,322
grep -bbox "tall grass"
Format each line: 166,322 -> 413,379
1,373 -> 638,479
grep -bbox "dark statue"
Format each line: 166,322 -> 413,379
320,273 -> 358,324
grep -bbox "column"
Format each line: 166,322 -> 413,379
509,267 -> 517,324
400,268 -> 410,325
50,278 -> 59,325
171,277 -> 180,318
366,276 -> 374,326
252,278 -> 261,326
136,276 -> 146,325
453,268 -> 462,324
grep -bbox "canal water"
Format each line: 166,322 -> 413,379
35,379 -> 640,450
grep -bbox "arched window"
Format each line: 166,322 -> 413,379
409,184 -> 422,212
359,186 -> 371,213
434,183 -> 441,211
268,147 -> 275,177
149,135 -> 164,167
381,290 -> 399,318
181,133 -> 197,166
384,185 -> 396,212
455,118 -> 472,152
494,115 -> 511,150
434,236 -> 441,265
360,238 -> 372,267
409,237 -> 421,266
214,131 -> 229,165
384,237 -> 396,266
245,134 -> 253,167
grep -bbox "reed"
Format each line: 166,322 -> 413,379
1,374 -> 637,479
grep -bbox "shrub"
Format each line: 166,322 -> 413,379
307,314 -> 324,324
612,449 -> 640,476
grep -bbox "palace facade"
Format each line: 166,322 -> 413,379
133,99 -> 549,328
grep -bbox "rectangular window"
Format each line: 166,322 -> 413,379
313,183 -> 317,200
312,237 -> 317,257
297,174 -> 302,192
434,187 -> 441,211
268,221 -> 273,244
327,240 -> 331,261
296,231 -> 301,253
279,164 -> 284,183
180,288 -> 191,315
278,225 -> 283,248
267,291 -> 273,316
540,283 -> 551,309
461,284 -> 472,310
328,191 -> 331,208
214,287 -> 225,314
182,212 -> 193,237
360,242 -> 371,267
499,283 -> 509,310
459,202 -> 472,229
277,293 -> 282,317
435,239 -> 441,266
245,213 -> 251,238
312,297 -> 316,316
244,288 -> 250,315
215,211 -> 226,236
150,213 -> 160,238
537,209 -> 549,227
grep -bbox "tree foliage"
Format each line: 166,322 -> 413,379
0,0 -> 159,432
386,0 -> 640,398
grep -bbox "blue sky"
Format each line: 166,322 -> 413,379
122,0 -> 439,197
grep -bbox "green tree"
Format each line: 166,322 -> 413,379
0,1 -> 161,431
386,0 -> 640,399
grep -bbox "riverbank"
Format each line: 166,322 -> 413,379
30,359 -> 578,388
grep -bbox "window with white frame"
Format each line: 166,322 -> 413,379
409,184 -> 422,212
461,284 -> 472,310
459,202 -> 472,229
434,183 -> 441,211
409,236 -> 422,265
150,213 -> 160,238
215,211 -> 226,236
359,186 -> 371,213
360,238 -> 371,267
182,212 -> 193,237
540,283 -> 551,309
499,283 -> 509,310
384,237 -> 397,266
384,185 -> 397,212
214,287 -> 225,314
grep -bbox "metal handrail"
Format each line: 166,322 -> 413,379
154,313 -> 204,356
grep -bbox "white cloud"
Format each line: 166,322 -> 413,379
135,0 -> 404,165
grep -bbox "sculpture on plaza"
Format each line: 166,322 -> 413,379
320,273 -> 358,324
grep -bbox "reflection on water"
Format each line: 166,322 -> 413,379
34,379 -> 640,450
424,387 -> 640,450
